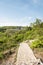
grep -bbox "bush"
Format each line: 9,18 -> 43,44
15,34 -> 24,42
0,52 -> 4,59
30,39 -> 43,49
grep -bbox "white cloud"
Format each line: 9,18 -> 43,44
13,16 -> 33,26
0,16 -> 34,26
32,0 -> 39,4
0,17 -> 14,26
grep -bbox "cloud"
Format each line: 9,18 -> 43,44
13,16 -> 33,26
32,0 -> 39,4
0,16 -> 33,26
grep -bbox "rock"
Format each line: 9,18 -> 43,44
16,43 -> 39,65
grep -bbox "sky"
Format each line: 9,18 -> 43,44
0,0 -> 43,26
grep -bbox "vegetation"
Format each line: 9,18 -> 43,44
0,18 -> 43,59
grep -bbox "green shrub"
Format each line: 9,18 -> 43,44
0,52 -> 4,59
30,39 -> 43,49
15,34 -> 24,42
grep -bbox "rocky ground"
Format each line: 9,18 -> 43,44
34,48 -> 43,63
0,53 -> 16,65
16,42 -> 43,65
0,41 -> 43,65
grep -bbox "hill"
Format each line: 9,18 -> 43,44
0,18 -> 43,61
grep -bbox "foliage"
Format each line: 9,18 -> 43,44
0,19 -> 43,59
0,52 -> 4,59
30,39 -> 43,49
